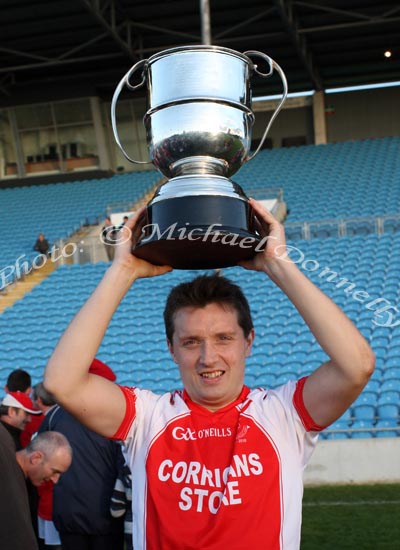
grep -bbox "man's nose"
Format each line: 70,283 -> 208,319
50,473 -> 61,484
199,341 -> 217,366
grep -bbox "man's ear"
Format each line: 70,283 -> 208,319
245,328 -> 255,358
30,451 -> 44,465
167,338 -> 178,364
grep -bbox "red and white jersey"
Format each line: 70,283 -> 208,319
112,378 -> 325,550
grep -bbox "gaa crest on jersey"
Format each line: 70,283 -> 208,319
236,422 -> 251,443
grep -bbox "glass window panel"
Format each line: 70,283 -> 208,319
54,99 -> 91,125
15,104 -> 53,129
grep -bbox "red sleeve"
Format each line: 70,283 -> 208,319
293,377 -> 327,432
110,385 -> 137,440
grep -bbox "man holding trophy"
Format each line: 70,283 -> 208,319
44,200 -> 374,549
44,46 -> 374,549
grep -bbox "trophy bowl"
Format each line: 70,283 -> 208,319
145,101 -> 254,179
111,45 -> 287,269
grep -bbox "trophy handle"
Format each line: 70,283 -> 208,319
111,59 -> 151,165
244,51 -> 288,161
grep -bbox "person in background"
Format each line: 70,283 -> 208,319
101,217 -> 117,262
32,383 -> 61,550
40,359 -> 124,550
110,457 -> 133,550
0,391 -> 42,541
119,215 -> 129,229
33,233 -> 50,256
3,368 -> 43,447
0,428 -> 72,550
0,391 -> 41,450
4,368 -> 32,395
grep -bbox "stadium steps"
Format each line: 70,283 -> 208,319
65,177 -> 166,264
0,259 -> 56,313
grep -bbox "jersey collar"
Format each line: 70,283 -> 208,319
182,386 -> 251,416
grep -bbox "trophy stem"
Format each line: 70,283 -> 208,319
170,156 -> 228,177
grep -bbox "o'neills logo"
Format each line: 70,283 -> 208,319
172,426 -> 232,441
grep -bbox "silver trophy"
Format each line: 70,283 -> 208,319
111,45 -> 287,269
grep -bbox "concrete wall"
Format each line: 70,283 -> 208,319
252,105 -> 314,148
251,86 -> 400,148
325,86 -> 400,143
304,438 -> 400,486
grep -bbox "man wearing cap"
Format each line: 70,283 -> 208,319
3,368 -> 43,448
0,391 -> 42,451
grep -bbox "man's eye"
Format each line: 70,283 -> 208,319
183,339 -> 197,346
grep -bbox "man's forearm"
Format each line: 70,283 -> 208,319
267,259 -> 374,378
44,264 -> 138,396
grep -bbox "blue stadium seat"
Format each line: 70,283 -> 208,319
352,391 -> 377,420
351,420 -> 375,439
380,380 -> 400,394
377,403 -> 399,420
383,367 -> 400,381
375,419 -> 399,438
324,408 -> 352,438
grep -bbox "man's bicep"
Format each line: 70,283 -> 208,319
57,375 -> 127,438
302,361 -> 363,428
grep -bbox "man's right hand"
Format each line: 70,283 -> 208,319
112,206 -> 172,280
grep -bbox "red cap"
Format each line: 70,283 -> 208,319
88,358 -> 116,382
2,391 -> 42,415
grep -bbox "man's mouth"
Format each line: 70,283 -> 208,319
200,370 -> 225,379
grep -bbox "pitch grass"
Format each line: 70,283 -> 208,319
301,484 -> 400,550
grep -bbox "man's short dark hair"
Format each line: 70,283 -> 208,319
6,369 -> 31,392
163,273 -> 253,342
0,405 -> 10,416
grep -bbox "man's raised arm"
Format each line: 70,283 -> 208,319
240,199 -> 375,428
44,209 -> 172,437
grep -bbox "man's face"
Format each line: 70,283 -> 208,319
28,448 -> 72,487
168,303 -> 254,411
8,408 -> 31,430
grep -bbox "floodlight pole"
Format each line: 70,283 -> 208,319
200,0 -> 212,45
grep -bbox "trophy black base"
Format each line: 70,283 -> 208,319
133,195 -> 263,270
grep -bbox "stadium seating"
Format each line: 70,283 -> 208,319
0,170 -> 159,289
0,137 -> 399,438
235,136 -> 400,223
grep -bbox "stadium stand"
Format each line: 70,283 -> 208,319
0,170 -> 160,289
235,136 -> 400,222
0,137 -> 399,439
